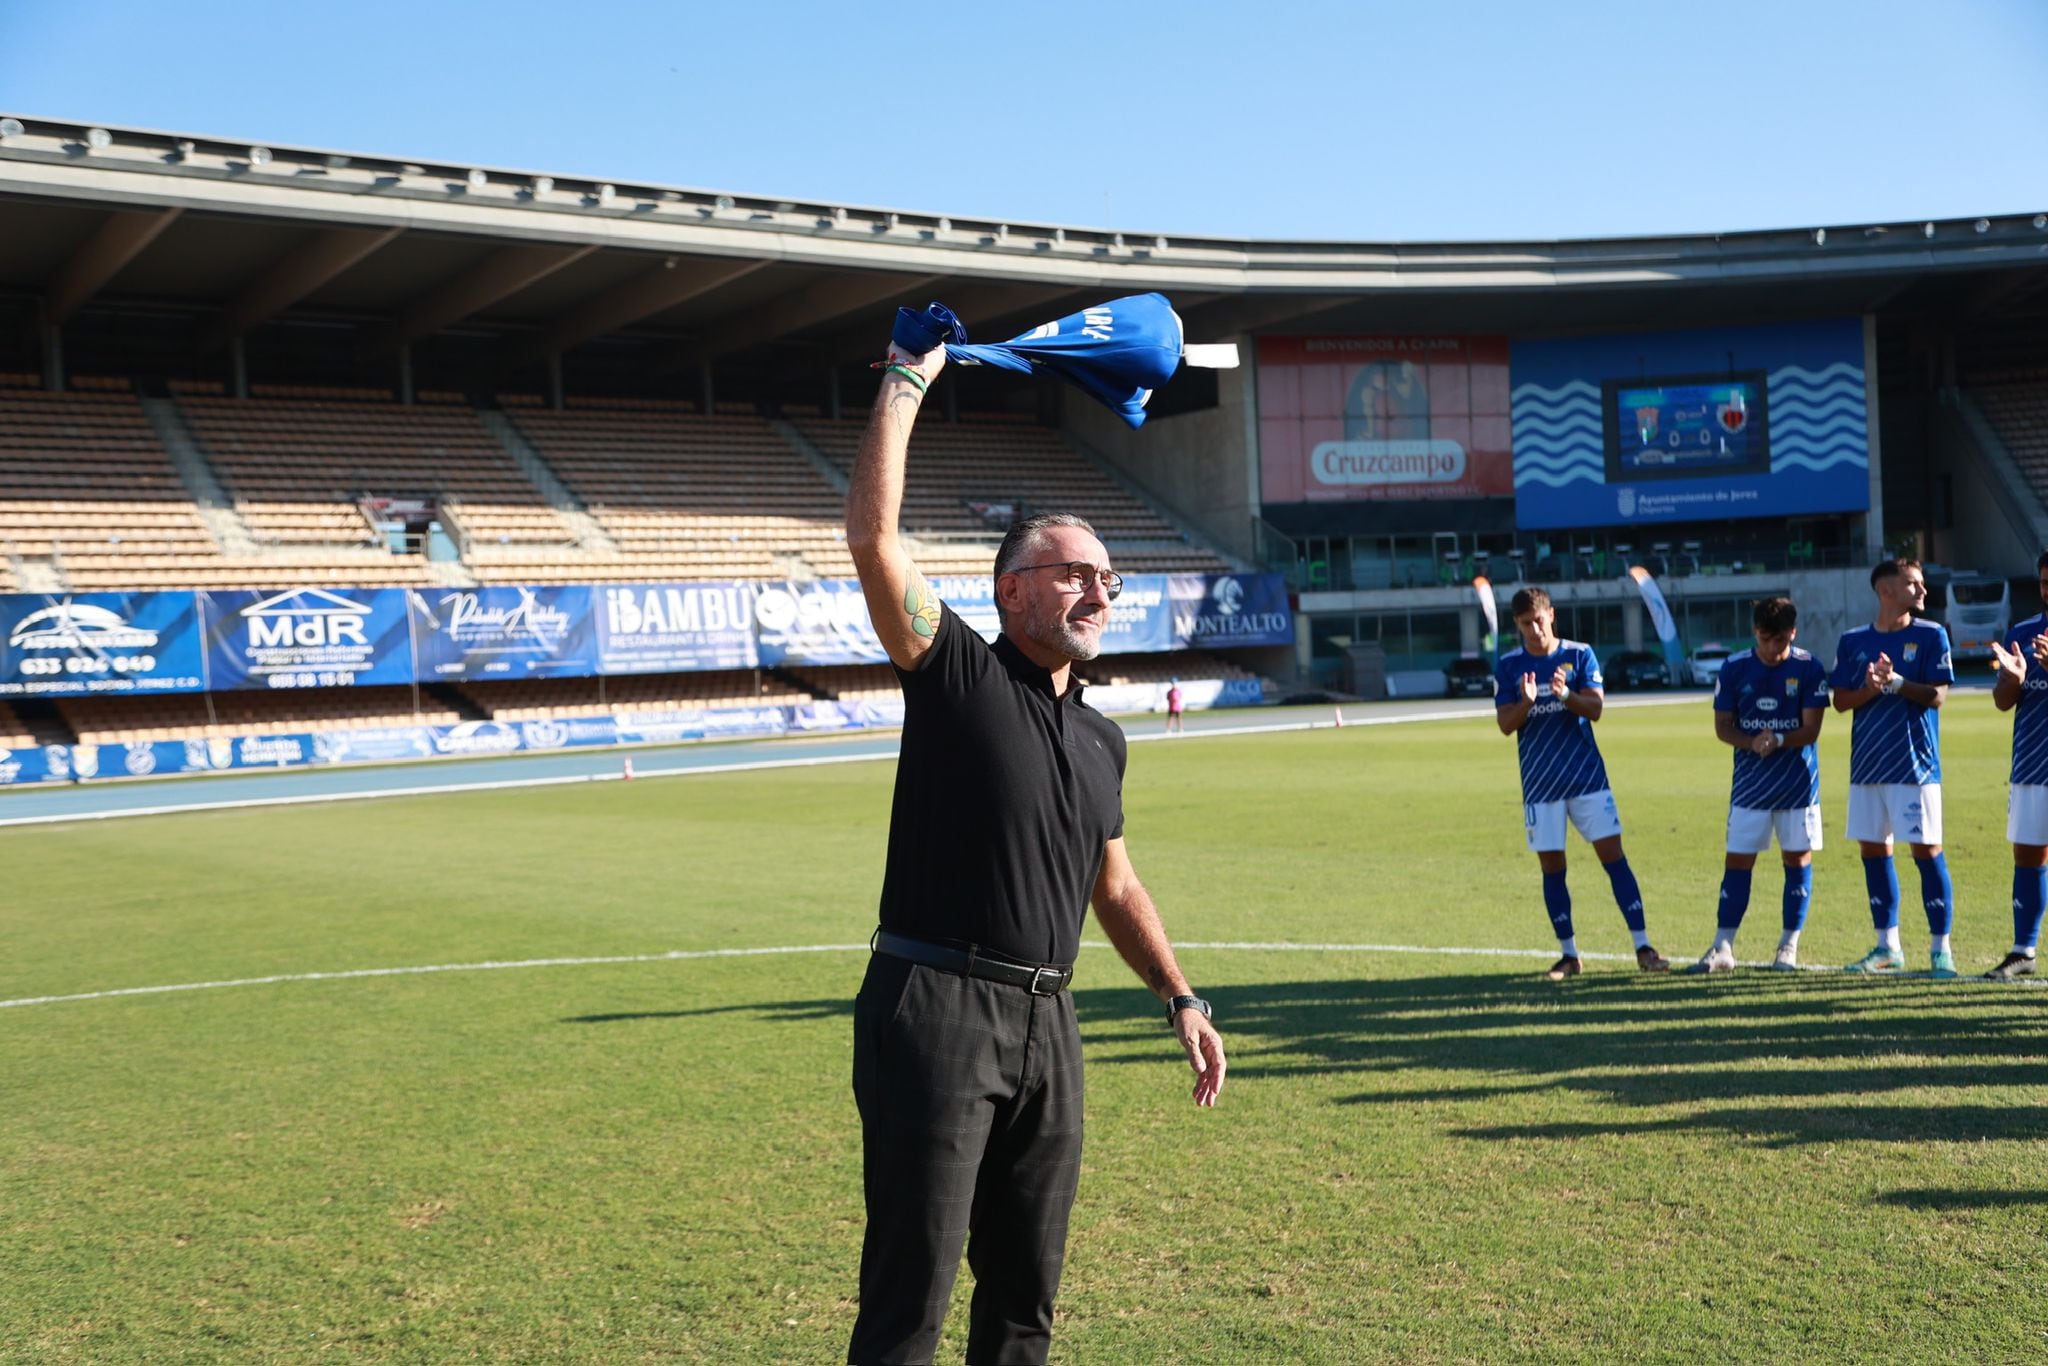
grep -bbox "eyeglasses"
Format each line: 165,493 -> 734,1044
1007,561 -> 1123,601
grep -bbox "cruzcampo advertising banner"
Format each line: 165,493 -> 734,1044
0,591 -> 208,697
409,585 -> 597,680
200,587 -> 415,690
594,581 -> 758,674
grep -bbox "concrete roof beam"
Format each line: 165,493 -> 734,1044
1180,293 -> 1345,338
197,224 -> 402,354
516,255 -> 771,363
654,270 -> 943,373
43,206 -> 183,327
360,243 -> 599,357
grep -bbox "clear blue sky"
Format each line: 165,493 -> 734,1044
3,0 -> 2042,242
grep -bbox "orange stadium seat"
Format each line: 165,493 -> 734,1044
171,391 -> 578,588
1971,380 -> 2048,502
495,407 -> 848,583
795,417 -> 1230,574
56,685 -> 461,745
458,670 -> 812,720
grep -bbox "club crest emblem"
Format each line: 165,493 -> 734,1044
1717,391 -> 1749,433
1786,678 -> 1801,695
1903,643 -> 1920,663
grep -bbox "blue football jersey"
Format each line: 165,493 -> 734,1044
1495,640 -> 1610,803
1829,619 -> 1954,784
2003,613 -> 2048,786
1714,646 -> 1829,810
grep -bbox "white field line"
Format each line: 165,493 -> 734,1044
5,937 -> 2036,1011
0,692 -> 1705,829
0,751 -> 892,828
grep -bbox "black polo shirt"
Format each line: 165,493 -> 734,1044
877,602 -> 1127,966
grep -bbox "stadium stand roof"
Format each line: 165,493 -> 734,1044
2,114 -> 2045,376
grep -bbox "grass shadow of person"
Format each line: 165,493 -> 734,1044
561,998 -> 854,1024
1074,969 -> 2048,1148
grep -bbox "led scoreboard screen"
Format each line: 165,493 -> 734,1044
1601,371 -> 1770,483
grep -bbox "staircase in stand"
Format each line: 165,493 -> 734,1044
475,408 -> 620,555
142,397 -> 260,555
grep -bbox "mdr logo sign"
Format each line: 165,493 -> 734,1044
201,587 -> 415,689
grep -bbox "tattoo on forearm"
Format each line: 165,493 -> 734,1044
904,572 -> 940,639
1146,965 -> 1167,992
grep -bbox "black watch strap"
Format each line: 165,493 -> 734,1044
1167,993 -> 1211,1024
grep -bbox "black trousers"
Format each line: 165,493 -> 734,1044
848,952 -> 1085,1365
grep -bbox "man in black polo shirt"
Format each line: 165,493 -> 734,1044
844,337 -> 1227,1364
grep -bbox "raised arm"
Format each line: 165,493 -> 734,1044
846,343 -> 948,670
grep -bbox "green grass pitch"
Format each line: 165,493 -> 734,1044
5,696 -> 2046,1361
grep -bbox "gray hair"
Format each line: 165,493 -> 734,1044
993,512 -> 1099,627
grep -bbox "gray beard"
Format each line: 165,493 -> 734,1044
1028,605 -> 1104,662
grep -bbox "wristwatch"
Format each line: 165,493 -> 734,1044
1167,994 -> 1212,1024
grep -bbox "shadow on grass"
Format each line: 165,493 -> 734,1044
1454,1104 -> 2048,1146
562,999 -> 852,1024
1071,971 -> 2048,1146
1875,1188 -> 2048,1209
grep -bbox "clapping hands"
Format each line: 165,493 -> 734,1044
1518,667 -> 1570,703
1992,639 -> 2027,687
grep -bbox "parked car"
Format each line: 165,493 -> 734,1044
1685,642 -> 1734,688
1444,656 -> 1494,698
1605,650 -> 1671,691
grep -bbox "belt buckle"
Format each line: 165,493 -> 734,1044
1029,965 -> 1067,996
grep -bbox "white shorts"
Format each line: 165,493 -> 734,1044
1846,783 -> 1943,846
1525,790 -> 1622,853
2008,783 -> 2048,845
1727,804 -> 1823,855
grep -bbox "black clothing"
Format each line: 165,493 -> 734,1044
851,607 -> 1122,1364
872,929 -> 1073,994
877,604 -> 1127,965
848,954 -> 1084,1365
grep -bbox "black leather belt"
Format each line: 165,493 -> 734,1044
872,929 -> 1074,996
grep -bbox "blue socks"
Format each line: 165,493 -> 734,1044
2014,865 -> 2046,952
1603,858 -> 1647,933
1782,864 -> 1813,934
1914,853 -> 1954,936
1542,869 -> 1574,942
1717,868 -> 1753,930
1863,855 -> 1900,932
